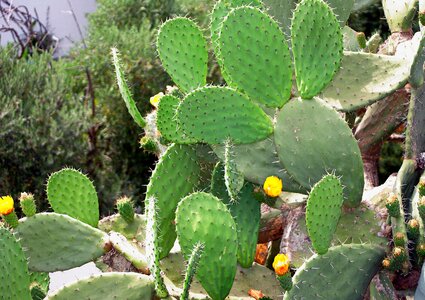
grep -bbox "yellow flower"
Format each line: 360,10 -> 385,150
272,253 -> 290,276
0,196 -> 14,215
149,92 -> 164,108
263,176 -> 282,197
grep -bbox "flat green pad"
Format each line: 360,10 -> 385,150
162,252 -> 283,299
177,86 -> 273,144
284,244 -> 385,300
0,228 -> 31,300
274,98 -> 364,207
291,0 -> 343,99
210,0 -> 263,83
46,273 -> 154,300
176,192 -> 238,300
219,6 -> 292,108
321,52 -> 411,112
47,168 -> 99,227
211,163 -> 261,267
15,213 -> 108,272
157,17 -> 207,93
157,95 -> 195,143
145,144 -> 200,259
212,138 -> 306,193
98,214 -> 146,243
111,48 -> 145,128
306,174 -> 344,254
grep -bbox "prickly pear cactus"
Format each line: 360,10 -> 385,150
0,227 -> 32,300
47,168 -> 99,227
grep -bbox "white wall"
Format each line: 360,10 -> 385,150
0,0 -> 97,56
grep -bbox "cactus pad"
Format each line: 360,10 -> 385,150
47,168 -> 99,227
176,192 -> 238,300
15,213 -> 108,272
218,6 -> 292,108
145,144 -> 200,259
157,18 -> 207,93
321,52 -> 411,111
0,228 -> 32,300
109,231 -> 148,270
46,273 -> 154,300
177,86 -> 273,144
306,174 -> 344,254
211,163 -> 261,267
212,138 -> 306,193
274,98 -> 364,207
284,244 -> 385,300
157,95 -> 195,143
291,0 -> 343,99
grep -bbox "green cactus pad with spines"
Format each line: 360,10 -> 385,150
218,6 -> 292,108
212,138 -> 307,193
46,273 -> 154,300
176,192 -> 238,300
157,18 -> 207,93
19,193 -> 36,217
224,141 -> 244,202
47,168 -> 99,227
211,163 -> 261,267
157,95 -> 196,143
177,86 -> 273,144
0,228 -> 32,300
162,252 -> 283,299
291,0 -> 343,99
274,98 -> 364,207
306,174 -> 344,254
111,48 -> 146,128
382,0 -> 418,33
321,52 -> 411,112
210,0 -> 263,83
15,213 -> 108,272
145,144 -> 200,259
284,244 -> 385,300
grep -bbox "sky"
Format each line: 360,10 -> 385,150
0,0 -> 96,56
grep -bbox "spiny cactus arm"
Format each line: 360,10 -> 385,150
411,173 -> 425,262
0,227 -> 32,300
46,273 -> 154,300
15,213 -> 109,272
111,48 -> 146,128
364,32 -> 383,53
224,140 -> 244,202
47,168 -> 99,227
145,197 -> 169,298
180,242 -> 204,300
382,0 -> 418,33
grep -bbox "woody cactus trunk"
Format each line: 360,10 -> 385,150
2,0 -> 425,299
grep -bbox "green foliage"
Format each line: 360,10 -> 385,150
0,47 -> 89,211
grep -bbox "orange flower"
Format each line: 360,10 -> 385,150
272,253 -> 290,276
